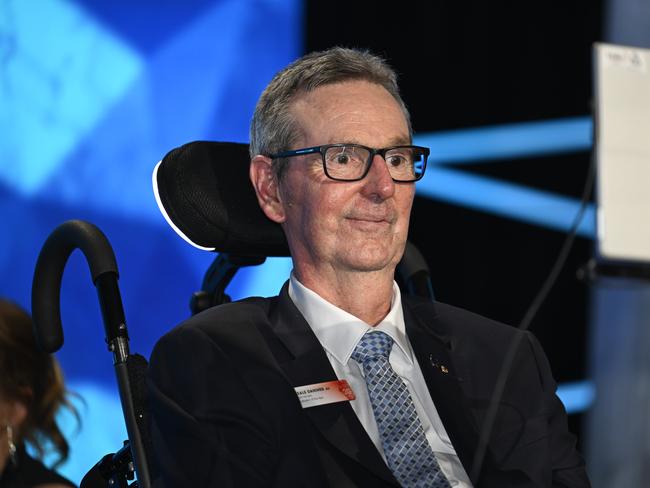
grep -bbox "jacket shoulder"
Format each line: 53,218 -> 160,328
158,295 -> 276,343
406,295 -> 522,342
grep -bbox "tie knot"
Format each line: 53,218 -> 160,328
351,331 -> 394,364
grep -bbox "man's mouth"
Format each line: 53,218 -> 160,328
346,215 -> 394,230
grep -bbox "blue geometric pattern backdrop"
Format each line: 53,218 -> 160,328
0,0 -> 299,482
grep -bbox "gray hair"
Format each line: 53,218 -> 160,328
249,46 -> 412,178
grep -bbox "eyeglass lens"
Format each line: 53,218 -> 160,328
324,145 -> 425,181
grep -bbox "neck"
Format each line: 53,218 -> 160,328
294,267 -> 395,325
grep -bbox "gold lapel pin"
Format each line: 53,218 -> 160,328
429,355 -> 449,374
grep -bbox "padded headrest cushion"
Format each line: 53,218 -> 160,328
154,141 -> 290,256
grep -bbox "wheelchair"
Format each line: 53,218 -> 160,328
30,141 -> 435,488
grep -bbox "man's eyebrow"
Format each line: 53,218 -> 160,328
328,136 -> 411,147
386,135 -> 411,146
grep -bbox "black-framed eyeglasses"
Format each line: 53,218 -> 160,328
269,143 -> 429,182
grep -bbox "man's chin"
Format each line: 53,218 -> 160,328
342,247 -> 400,273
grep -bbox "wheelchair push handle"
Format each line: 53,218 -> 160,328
31,219 -> 126,353
31,219 -> 152,488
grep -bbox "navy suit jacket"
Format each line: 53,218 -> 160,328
147,282 -> 589,487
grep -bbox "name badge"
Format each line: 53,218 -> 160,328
294,380 -> 356,409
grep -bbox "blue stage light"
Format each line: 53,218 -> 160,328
417,166 -> 595,237
414,116 -> 592,165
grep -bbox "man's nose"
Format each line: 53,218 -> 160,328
361,154 -> 396,199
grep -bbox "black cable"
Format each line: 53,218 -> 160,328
469,149 -> 597,482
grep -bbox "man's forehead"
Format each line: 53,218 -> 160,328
294,80 -> 391,107
323,135 -> 411,146
290,84 -> 409,142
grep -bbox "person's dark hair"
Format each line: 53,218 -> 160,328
0,299 -> 79,468
250,46 -> 412,178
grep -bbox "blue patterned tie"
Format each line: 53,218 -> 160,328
351,331 -> 452,488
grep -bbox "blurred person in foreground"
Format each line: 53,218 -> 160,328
0,299 -> 77,488
148,47 -> 590,487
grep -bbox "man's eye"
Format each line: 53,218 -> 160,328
334,153 -> 351,165
386,155 -> 407,167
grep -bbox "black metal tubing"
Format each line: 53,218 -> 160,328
191,252 -> 266,314
31,220 -> 150,488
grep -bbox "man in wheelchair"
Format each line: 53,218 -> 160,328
147,47 -> 590,487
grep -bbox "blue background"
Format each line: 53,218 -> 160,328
0,0 -> 298,481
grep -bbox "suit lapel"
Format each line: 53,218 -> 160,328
269,283 -> 398,485
403,298 -> 486,485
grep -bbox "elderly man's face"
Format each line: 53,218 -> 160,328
276,80 -> 415,277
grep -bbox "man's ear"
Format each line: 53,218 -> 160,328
250,155 -> 286,223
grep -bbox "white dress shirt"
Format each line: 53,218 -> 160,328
288,274 -> 472,487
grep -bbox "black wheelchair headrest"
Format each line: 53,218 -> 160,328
153,141 -> 290,256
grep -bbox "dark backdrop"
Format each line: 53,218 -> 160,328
305,0 -> 604,449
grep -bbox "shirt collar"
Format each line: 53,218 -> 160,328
288,272 -> 413,366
